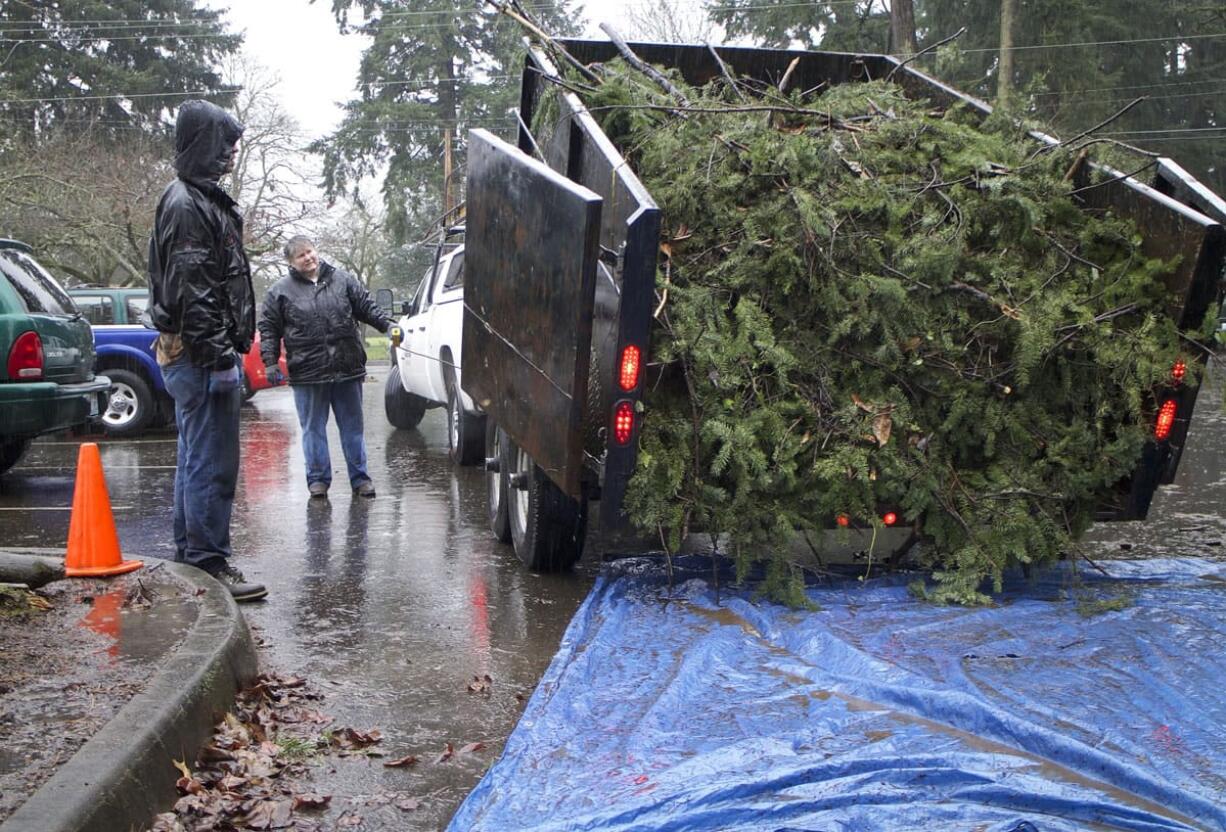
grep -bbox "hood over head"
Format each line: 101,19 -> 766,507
173,100 -> 244,182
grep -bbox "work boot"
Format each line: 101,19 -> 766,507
353,480 -> 376,498
308,481 -> 329,498
212,565 -> 268,603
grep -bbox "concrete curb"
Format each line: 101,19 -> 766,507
0,558 -> 258,832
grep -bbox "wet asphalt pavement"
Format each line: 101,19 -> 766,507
0,363 -> 602,830
2,362 -> 1226,829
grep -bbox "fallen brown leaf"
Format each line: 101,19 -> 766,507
237,799 -> 294,830
467,674 -> 493,694
331,727 -> 382,749
383,754 -> 419,768
434,743 -> 454,764
175,776 -> 205,795
458,742 -> 486,755
292,793 -> 331,810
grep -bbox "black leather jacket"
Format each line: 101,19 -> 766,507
258,261 -> 391,385
147,100 -> 255,370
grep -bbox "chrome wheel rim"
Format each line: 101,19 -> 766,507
103,382 -> 139,427
449,393 -> 461,454
487,429 -> 502,509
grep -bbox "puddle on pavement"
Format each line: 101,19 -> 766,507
77,586 -> 195,665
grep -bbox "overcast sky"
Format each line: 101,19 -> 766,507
205,1 -> 642,141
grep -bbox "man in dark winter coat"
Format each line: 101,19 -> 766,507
259,235 -> 392,498
148,99 -> 266,602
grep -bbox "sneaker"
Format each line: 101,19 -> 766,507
308,481 -> 329,498
212,565 -> 268,603
353,480 -> 376,498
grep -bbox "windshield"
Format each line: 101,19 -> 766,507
0,249 -> 76,316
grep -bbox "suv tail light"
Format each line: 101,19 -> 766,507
7,330 -> 44,380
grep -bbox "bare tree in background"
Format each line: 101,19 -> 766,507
315,196 -> 389,290
621,0 -> 716,43
220,56 -> 323,288
0,127 -> 170,286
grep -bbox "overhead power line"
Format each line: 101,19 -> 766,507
0,88 -> 240,104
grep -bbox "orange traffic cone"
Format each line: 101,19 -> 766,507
65,442 -> 142,577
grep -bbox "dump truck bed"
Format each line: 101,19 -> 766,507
464,39 -> 1225,530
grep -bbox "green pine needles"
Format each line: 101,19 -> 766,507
575,62 -> 1193,604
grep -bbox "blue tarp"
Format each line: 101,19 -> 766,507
450,557 -> 1226,831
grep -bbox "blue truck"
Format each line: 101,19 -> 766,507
67,287 -> 172,437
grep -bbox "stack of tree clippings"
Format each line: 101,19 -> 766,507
560,57 -> 1201,604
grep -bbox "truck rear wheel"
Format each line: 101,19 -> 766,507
503,439 -> 586,571
385,364 -> 427,429
486,420 -> 512,542
447,370 -> 485,466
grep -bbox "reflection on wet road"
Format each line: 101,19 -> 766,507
0,365 -> 599,829
4,363 -> 1226,827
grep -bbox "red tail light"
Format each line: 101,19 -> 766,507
1171,360 -> 1187,384
618,344 -> 642,392
7,331 -> 44,380
836,514 -> 850,527
1154,400 -> 1177,441
613,401 -> 635,445
882,512 -> 898,526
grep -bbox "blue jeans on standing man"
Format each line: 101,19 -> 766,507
292,378 -> 370,489
161,357 -> 241,575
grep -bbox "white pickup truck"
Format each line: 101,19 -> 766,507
384,239 -> 486,466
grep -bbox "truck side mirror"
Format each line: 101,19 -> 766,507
374,287 -> 394,315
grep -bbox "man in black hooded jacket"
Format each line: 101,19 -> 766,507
148,99 -> 266,602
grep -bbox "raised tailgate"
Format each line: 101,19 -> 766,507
462,129 -> 603,499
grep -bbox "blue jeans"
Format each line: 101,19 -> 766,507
292,379 -> 370,489
161,358 -> 241,574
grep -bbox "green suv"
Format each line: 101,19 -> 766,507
0,239 -> 110,474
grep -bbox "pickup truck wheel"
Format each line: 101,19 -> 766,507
385,364 -> 427,429
100,368 -> 154,437
0,438 -> 32,475
486,421 -> 512,542
447,379 -> 485,466
504,440 -> 586,571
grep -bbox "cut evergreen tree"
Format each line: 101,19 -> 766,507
543,57 -> 1207,604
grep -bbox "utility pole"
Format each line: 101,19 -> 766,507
998,0 -> 1017,108
443,126 -> 455,219
890,0 -> 917,56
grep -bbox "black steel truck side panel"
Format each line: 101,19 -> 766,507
463,129 -> 603,499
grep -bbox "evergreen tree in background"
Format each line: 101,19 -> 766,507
0,0 -> 240,137
711,0 -> 891,52
315,1 -> 580,245
706,0 -> 1224,197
